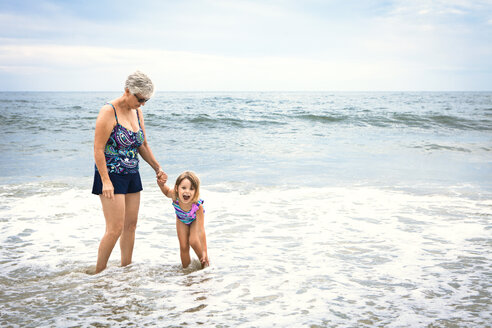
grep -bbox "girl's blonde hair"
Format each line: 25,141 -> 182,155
174,171 -> 200,203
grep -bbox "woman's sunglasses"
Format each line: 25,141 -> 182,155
134,94 -> 150,103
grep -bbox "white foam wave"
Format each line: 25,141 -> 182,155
0,181 -> 491,327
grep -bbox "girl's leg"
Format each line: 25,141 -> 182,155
96,194 -> 126,273
120,192 -> 140,267
189,222 -> 205,266
176,219 -> 191,268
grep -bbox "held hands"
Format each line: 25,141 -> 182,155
156,170 -> 173,199
156,168 -> 168,186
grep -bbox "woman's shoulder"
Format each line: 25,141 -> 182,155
95,104 -> 117,128
98,103 -> 115,116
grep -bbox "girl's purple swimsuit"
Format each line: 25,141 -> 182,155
173,199 -> 204,225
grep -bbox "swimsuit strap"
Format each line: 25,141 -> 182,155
190,203 -> 199,216
136,109 -> 141,127
191,199 -> 204,216
107,103 -> 118,123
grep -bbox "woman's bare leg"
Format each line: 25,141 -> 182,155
95,194 -> 126,273
120,192 -> 140,267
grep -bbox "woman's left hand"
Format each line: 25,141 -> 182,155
156,168 -> 167,184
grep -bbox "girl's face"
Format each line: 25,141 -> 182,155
177,178 -> 195,204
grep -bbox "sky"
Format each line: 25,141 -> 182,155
0,0 -> 491,91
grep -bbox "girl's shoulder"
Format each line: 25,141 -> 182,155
195,199 -> 205,213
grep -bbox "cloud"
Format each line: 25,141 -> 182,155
0,0 -> 490,90
0,43 -> 420,91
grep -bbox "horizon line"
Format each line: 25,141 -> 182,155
1,90 -> 491,93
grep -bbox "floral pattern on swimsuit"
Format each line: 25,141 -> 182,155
99,103 -> 145,175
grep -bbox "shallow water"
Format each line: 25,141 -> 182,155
1,180 -> 491,327
1,92 -> 491,327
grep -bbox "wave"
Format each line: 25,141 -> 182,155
296,114 -> 348,123
3,109 -> 491,132
426,114 -> 489,131
4,92 -> 492,133
188,114 -> 286,128
1,99 -> 30,103
294,111 -> 492,131
190,115 -> 243,127
412,143 -> 472,153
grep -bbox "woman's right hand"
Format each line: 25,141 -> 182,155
102,181 -> 114,200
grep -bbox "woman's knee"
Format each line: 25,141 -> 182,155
124,219 -> 138,233
106,223 -> 123,239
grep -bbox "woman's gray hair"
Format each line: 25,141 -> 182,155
125,70 -> 154,98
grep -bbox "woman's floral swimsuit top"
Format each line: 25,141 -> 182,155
98,103 -> 145,175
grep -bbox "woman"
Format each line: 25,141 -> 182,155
92,70 -> 167,273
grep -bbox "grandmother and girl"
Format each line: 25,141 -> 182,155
91,71 -> 208,273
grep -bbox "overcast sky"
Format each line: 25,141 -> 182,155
0,0 -> 491,91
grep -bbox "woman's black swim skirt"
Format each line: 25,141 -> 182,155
92,170 -> 143,195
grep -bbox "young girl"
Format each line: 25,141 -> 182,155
157,171 -> 209,268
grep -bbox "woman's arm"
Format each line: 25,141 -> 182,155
94,105 -> 117,200
137,107 -> 167,183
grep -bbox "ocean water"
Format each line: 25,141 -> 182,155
0,91 -> 491,327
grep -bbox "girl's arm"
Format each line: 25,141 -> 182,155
196,205 -> 209,266
136,107 -> 167,183
157,180 -> 175,199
